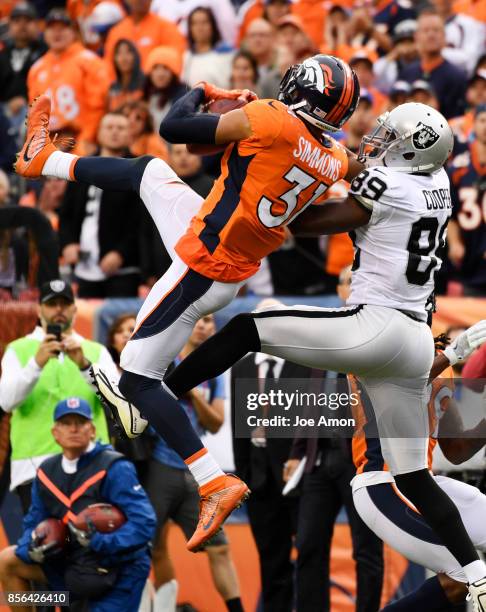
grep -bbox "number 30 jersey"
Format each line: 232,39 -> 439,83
347,166 -> 452,321
175,99 -> 349,283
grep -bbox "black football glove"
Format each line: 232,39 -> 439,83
28,534 -> 61,563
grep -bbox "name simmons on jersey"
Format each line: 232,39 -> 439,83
293,136 -> 343,182
346,166 -> 452,320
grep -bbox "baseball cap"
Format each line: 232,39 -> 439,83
40,279 -> 74,304
45,9 -> 73,27
277,14 -> 306,33
393,19 -> 416,43
390,80 -> 411,99
54,397 -> 93,421
11,3 -> 37,19
90,1 -> 124,33
411,79 -> 434,94
359,87 -> 373,106
468,69 -> 486,86
349,50 -> 374,69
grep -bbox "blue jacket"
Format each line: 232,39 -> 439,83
16,443 -> 156,566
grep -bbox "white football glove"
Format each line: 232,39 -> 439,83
444,320 -> 486,365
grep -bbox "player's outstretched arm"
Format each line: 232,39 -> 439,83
288,195 -> 371,237
159,84 -> 253,146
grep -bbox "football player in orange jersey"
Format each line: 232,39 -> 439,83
15,54 -> 363,552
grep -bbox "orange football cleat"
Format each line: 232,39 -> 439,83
187,475 -> 250,552
14,95 -> 57,179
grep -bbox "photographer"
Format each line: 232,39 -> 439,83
0,279 -> 118,512
0,397 -> 155,612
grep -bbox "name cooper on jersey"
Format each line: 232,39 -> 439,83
422,188 -> 452,211
293,136 -> 343,182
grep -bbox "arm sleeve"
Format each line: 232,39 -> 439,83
89,460 -> 156,555
0,348 -> 41,412
15,479 -> 50,564
240,100 -> 283,149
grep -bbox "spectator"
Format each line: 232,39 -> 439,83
448,105 -> 486,296
76,0 -> 125,52
431,0 -> 486,74
107,38 -> 145,112
371,0 -> 416,48
284,268 -> 384,612
104,0 -> 186,75
182,7 -> 234,89
258,42 -> 293,99
320,4 -> 352,59
451,70 -> 486,147
168,143 -> 214,198
0,397 -> 156,612
385,80 -> 411,110
409,79 -> 440,109
0,3 -> 45,118
342,92 -> 376,155
0,105 -> 17,173
151,0 -> 237,48
122,100 -> 169,160
373,21 -> 418,94
144,315 -> 243,612
349,51 -> 387,114
276,15 -> 316,64
59,111 -> 142,298
0,279 -> 118,512
345,0 -> 399,56
230,298 -> 312,612
399,9 -> 467,119
0,170 -> 28,298
106,312 -> 136,369
36,177 -> 67,230
243,18 -> 277,80
145,46 -> 187,129
230,50 -> 259,92
27,9 -> 110,155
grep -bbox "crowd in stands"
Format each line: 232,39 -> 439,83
0,0 -> 483,300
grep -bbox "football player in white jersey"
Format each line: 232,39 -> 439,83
163,103 -> 486,609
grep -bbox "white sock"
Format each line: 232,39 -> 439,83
42,150 -> 77,180
154,579 -> 178,612
186,451 -> 225,488
464,560 -> 486,584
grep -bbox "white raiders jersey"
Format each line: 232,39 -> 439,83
347,166 -> 452,321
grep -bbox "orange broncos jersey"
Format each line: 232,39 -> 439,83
350,370 -> 455,475
175,99 -> 349,283
27,42 -> 110,146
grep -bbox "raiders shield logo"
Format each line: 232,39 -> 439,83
412,123 -> 440,150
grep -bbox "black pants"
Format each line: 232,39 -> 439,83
296,450 -> 384,612
246,476 -> 297,612
76,273 -> 140,298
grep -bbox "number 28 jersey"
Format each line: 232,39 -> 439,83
347,166 -> 452,321
175,99 -> 349,283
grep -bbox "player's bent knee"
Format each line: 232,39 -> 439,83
206,544 -> 230,560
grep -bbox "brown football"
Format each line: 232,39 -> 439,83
206,98 -> 247,115
33,518 -> 68,551
72,503 -> 126,533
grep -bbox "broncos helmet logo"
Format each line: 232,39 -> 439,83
299,59 -> 337,96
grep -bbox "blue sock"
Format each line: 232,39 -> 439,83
119,370 -> 204,460
382,577 -> 454,611
74,155 -> 153,192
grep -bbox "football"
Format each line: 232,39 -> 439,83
33,518 -> 68,551
72,503 -> 126,533
205,98 -> 248,115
